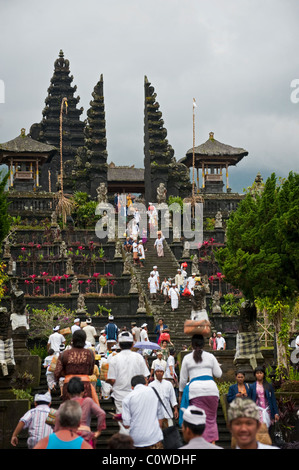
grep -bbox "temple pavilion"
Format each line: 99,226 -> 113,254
179,131 -> 248,193
0,128 -> 56,191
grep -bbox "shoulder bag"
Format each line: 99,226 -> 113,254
151,387 -> 183,449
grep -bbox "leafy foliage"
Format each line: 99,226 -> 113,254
0,171 -> 10,244
28,303 -> 76,341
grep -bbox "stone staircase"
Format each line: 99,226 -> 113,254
28,366 -> 231,449
134,237 -> 194,350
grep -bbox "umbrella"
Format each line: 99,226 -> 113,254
133,341 -> 161,350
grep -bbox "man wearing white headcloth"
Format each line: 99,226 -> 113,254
47,326 -> 65,353
11,392 -> 53,449
169,284 -> 179,311
149,365 -> 179,428
179,405 -> 223,449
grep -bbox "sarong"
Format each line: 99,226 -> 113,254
190,395 -> 219,443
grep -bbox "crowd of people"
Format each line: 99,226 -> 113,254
10,308 -> 282,450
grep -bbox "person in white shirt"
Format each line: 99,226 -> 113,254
160,277 -> 170,305
131,322 -> 141,343
132,238 -> 139,265
106,331 -> 150,433
227,397 -> 280,449
149,365 -> 179,426
148,273 -> 158,300
150,351 -> 167,379
164,348 -> 177,384
122,374 -> 164,448
83,318 -> 97,346
186,273 -> 196,296
140,323 -> 149,342
137,241 -> 145,267
96,330 -> 107,355
150,266 -> 160,290
47,326 -> 65,353
175,269 -> 184,294
71,318 -> 81,335
154,232 -> 165,257
169,284 -> 179,311
216,332 -> 226,350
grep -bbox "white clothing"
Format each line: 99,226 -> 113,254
96,334 -> 107,354
236,442 -> 280,449
216,336 -> 226,350
169,287 -> 179,309
107,349 -> 150,403
83,325 -> 97,346
47,332 -> 65,353
122,384 -> 164,447
138,244 -> 145,260
131,326 -> 141,343
149,378 -> 178,420
148,276 -> 158,294
71,324 -> 81,334
151,358 -> 167,377
140,328 -> 149,342
150,270 -> 160,289
179,350 -> 222,400
164,355 -> 176,380
295,335 -> 299,348
161,280 -> 170,295
132,241 -> 138,253
175,273 -> 184,289
187,276 -> 196,295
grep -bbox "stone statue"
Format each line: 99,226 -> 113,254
191,254 -> 200,275
71,276 -> 79,294
137,292 -> 147,313
3,239 -> 11,258
215,211 -> 223,229
239,300 -> 257,333
51,211 -> 58,226
114,241 -> 122,259
190,284 -> 210,321
182,241 -> 190,258
77,293 -> 86,314
66,257 -> 74,275
173,225 -> 181,242
212,291 -> 222,313
60,241 -> 68,258
157,182 -> 167,204
122,252 -> 132,275
10,289 -> 29,332
129,275 -> 139,294
96,183 -> 108,203
0,306 -> 15,376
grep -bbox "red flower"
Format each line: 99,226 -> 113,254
63,274 -> 70,279
93,273 -> 100,278
21,247 -> 26,251
36,244 -> 42,249
86,279 -> 92,284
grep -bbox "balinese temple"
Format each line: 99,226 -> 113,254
144,76 -> 191,204
0,128 -> 56,192
180,132 -> 248,194
63,75 -> 109,199
30,50 -> 85,192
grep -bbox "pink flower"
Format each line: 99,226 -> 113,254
106,272 -> 112,277
30,274 -> 37,279
36,244 -> 41,249
78,280 -> 84,285
60,288 -> 65,293
216,272 -> 222,278
93,273 -> 100,278
86,279 -> 92,284
51,276 -> 57,282
41,272 -> 48,277
78,246 -> 84,250
25,280 -> 30,284
63,274 -> 70,279
21,247 -> 26,251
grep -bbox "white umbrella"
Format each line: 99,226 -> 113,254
133,341 -> 161,350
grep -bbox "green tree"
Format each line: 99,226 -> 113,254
216,172 -> 299,378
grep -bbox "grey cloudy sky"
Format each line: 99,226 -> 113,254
0,0 -> 299,193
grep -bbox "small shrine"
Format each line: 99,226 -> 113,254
0,128 -> 56,191
180,132 -> 248,193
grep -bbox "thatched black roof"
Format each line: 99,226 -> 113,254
0,129 -> 57,161
179,132 -> 248,167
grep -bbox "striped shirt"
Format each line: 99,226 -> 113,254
21,404 -> 53,448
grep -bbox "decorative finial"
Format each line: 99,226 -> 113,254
209,132 -> 214,140
20,128 -> 26,137
59,49 -> 64,58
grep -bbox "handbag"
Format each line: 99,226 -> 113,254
151,387 -> 183,449
45,408 -> 57,427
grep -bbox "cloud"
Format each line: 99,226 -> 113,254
0,0 -> 298,192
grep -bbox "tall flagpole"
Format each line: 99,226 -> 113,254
192,98 -> 196,199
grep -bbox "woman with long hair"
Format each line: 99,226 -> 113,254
248,366 -> 279,434
178,334 -> 222,444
